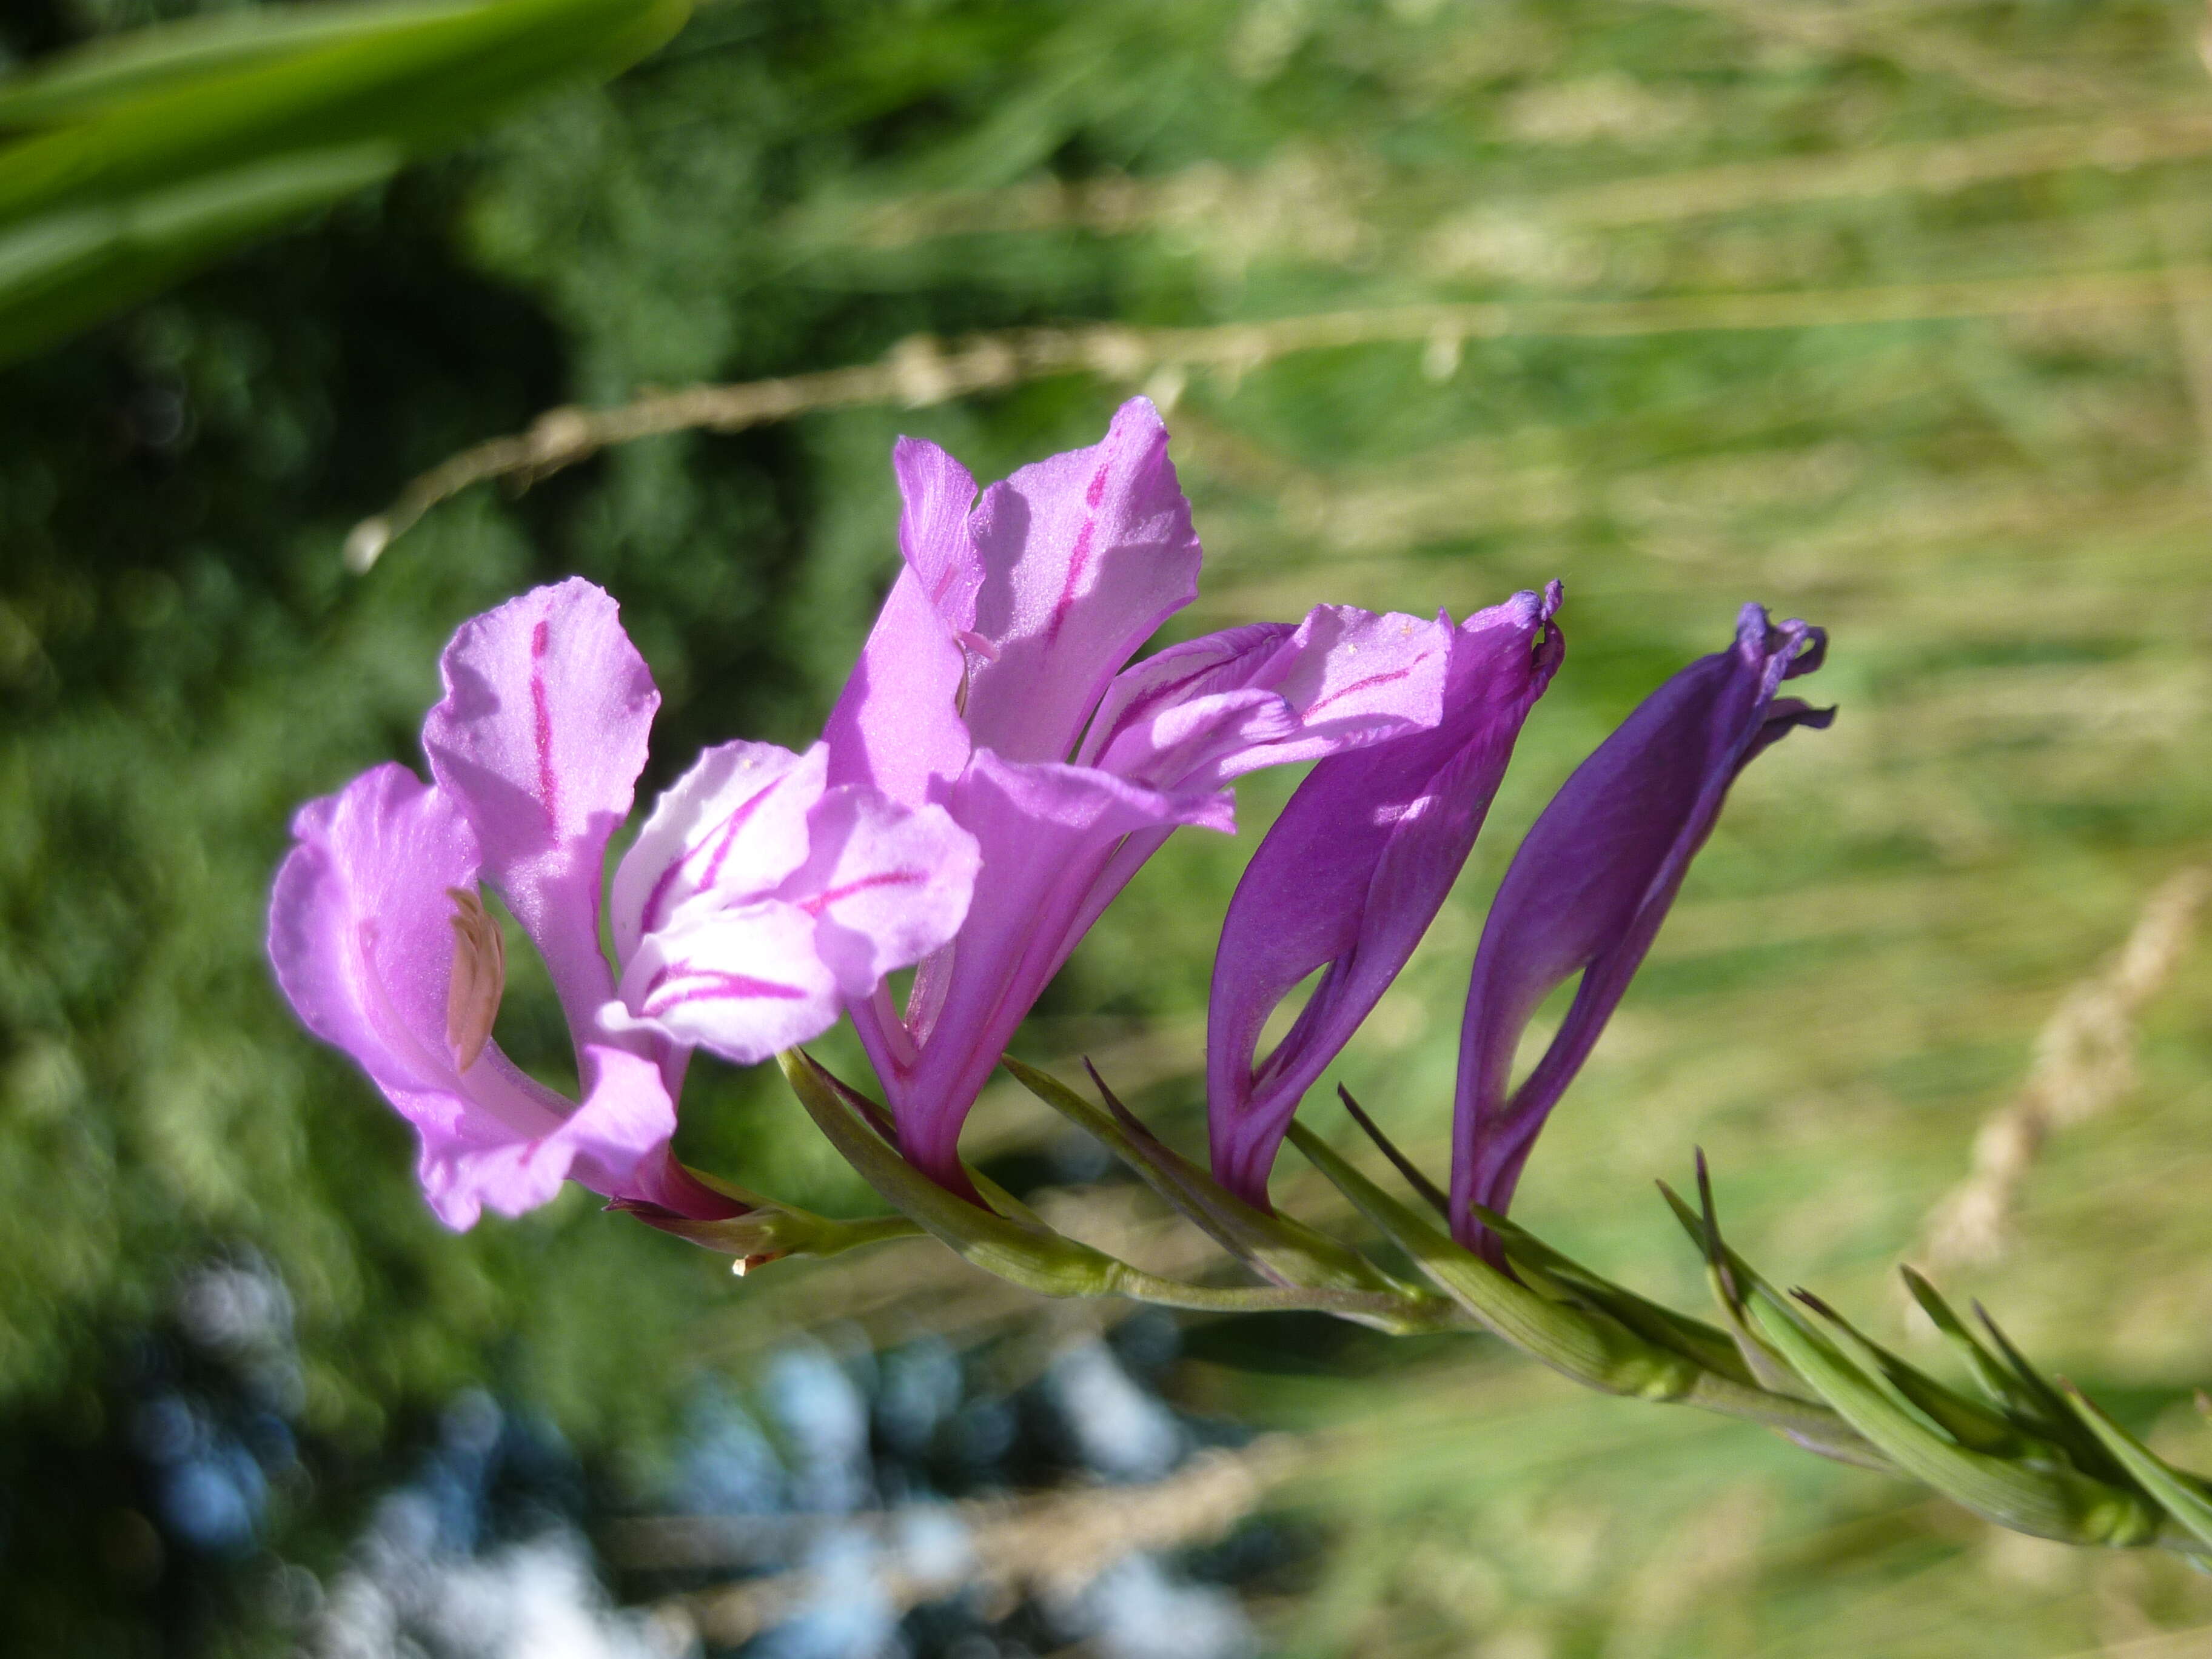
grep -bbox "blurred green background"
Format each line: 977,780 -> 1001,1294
9,0 -> 2212,1653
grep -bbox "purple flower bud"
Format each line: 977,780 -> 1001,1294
1207,583 -> 1565,1207
1451,603 -> 1831,1247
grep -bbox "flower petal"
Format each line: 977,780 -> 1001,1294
1084,605 -> 1454,794
269,764 -> 484,1096
612,900 -> 842,1065
1206,586 -> 1565,1207
862,751 -> 1228,1190
1450,603 -> 1832,1244
421,578 -> 658,1033
821,440 -> 980,806
780,786 -> 980,998
960,397 -> 1202,767
266,762 -> 682,1230
610,740 -> 826,964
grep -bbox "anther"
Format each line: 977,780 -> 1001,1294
445,887 -> 506,1071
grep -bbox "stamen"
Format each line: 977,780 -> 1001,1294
445,886 -> 506,1071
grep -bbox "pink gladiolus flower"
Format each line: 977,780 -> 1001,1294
1452,604 -> 1830,1248
1205,581 -> 1566,1207
268,578 -> 978,1229
825,398 -> 1456,1191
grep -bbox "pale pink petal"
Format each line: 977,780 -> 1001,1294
421,578 -> 658,1033
779,788 -> 980,997
268,764 -> 481,1096
609,741 -> 826,964
960,397 -> 1202,767
267,763 -> 691,1230
612,900 -> 842,1065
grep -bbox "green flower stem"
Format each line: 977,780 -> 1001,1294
2062,1384 -> 2212,1554
1748,1281 -> 2165,1547
779,1052 -> 1442,1321
1002,1058 -> 1456,1333
1285,1123 -> 1881,1462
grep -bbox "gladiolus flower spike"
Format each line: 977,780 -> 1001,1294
261,406 -> 2212,1564
1452,603 -> 1832,1251
1206,580 -> 1566,1208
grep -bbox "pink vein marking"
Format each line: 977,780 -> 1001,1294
1093,641 -> 1262,754
643,969 -> 809,1017
636,775 -> 779,940
1305,662 -> 1423,719
800,868 -> 923,916
1043,458 -> 1113,647
529,618 -> 558,826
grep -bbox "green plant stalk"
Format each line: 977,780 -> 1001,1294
1284,1122 -> 1884,1464
778,1052 -> 1444,1321
1747,1280 -> 2167,1547
1001,1057 -> 1455,1333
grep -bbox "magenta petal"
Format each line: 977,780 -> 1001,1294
1206,586 -> 1565,1207
269,764 -> 484,1096
266,763 -> 685,1230
421,578 -> 659,1034
781,788 -> 980,998
821,441 -> 982,806
1450,603 -> 1832,1245
1084,605 -> 1455,794
866,750 -> 1228,1189
610,741 -> 825,963
959,397 -> 1202,766
893,435 -> 986,635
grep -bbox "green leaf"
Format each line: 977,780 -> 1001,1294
0,1 -> 485,130
0,0 -> 691,363
1466,1200 -> 1758,1389
2061,1384 -> 2212,1555
1658,1171 -> 1806,1398
1899,1267 -> 2129,1482
0,142 -> 401,366
1749,1281 -> 2162,1546
1285,1122 -> 1876,1458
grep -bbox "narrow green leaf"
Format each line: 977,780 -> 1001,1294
1749,1280 -> 2162,1546
1466,1201 -> 1758,1388
0,0 -> 486,129
0,0 -> 689,362
1900,1269 -> 2127,1481
0,142 -> 400,364
1285,1122 -> 1876,1460
1902,1267 -> 2044,1414
1001,1057 -> 1452,1333
782,1053 -> 1435,1320
1657,1173 -> 1808,1398
2063,1384 -> 2212,1555
1792,1288 -> 2053,1461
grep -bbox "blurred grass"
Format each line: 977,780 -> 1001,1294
11,0 -> 2212,1652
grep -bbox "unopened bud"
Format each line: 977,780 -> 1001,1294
445,887 -> 505,1071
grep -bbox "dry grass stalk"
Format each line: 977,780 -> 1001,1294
349,264 -> 2212,568
1920,866 -> 2211,1272
631,1436 -> 1306,1648
1429,109 -> 2212,260
1666,0 -> 2123,110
